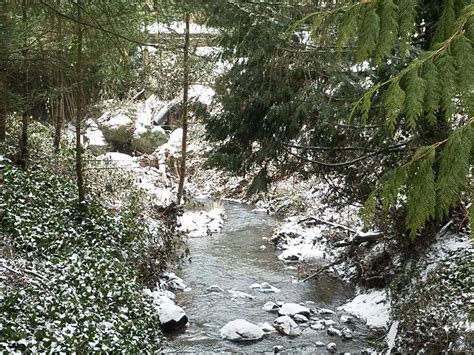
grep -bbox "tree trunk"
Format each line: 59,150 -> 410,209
19,0 -> 28,168
177,12 -> 190,205
75,0 -> 85,208
0,0 -> 6,144
53,0 -> 64,153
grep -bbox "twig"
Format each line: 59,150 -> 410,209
0,263 -> 48,282
301,259 -> 342,282
298,216 -> 357,233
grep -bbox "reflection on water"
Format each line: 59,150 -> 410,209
163,202 -> 368,353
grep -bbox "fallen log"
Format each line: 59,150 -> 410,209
333,231 -> 383,247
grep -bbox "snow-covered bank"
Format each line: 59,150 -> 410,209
339,289 -> 390,329
178,207 -> 225,237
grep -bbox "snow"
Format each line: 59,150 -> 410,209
189,84 -> 215,106
148,21 -> 218,35
249,282 -> 280,293
278,303 -> 311,317
219,319 -> 264,341
178,208 -> 224,238
273,316 -> 302,336
386,320 -> 400,353
228,289 -> 254,299
421,233 -> 472,280
98,152 -> 140,169
100,112 -> 133,129
338,289 -> 390,328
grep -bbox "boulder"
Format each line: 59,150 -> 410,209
310,322 -> 325,331
319,308 -> 336,316
342,327 -> 353,340
294,314 -> 309,323
98,112 -> 134,145
340,315 -> 353,324
278,303 -> 311,318
220,319 -> 264,342
272,345 -> 284,353
273,316 -> 301,337
131,126 -> 167,154
263,301 -> 280,313
327,326 -> 342,337
258,322 -> 277,333
158,303 -> 188,332
327,342 -> 337,352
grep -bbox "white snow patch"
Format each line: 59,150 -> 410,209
178,208 -> 224,237
338,289 -> 390,328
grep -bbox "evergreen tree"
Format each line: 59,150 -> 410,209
304,0 -> 474,237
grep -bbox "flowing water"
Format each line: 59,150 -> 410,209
163,201 -> 370,353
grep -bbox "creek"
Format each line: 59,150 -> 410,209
163,201 -> 370,353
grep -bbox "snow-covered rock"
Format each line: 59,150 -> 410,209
160,272 -> 191,292
262,301 -> 280,313
228,289 -> 254,299
278,303 -> 311,318
158,302 -> 188,332
338,289 -> 390,328
207,285 -> 225,293
319,308 -> 335,315
273,316 -> 302,336
98,112 -> 134,145
340,315 -> 353,324
258,322 -> 276,333
327,342 -> 337,352
310,322 -> 325,330
220,319 -> 264,342
327,326 -> 342,337
250,282 -> 280,293
319,319 -> 337,327
144,289 -> 188,332
131,126 -> 167,154
294,314 -> 309,323
341,327 -> 353,340
272,345 -> 284,353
